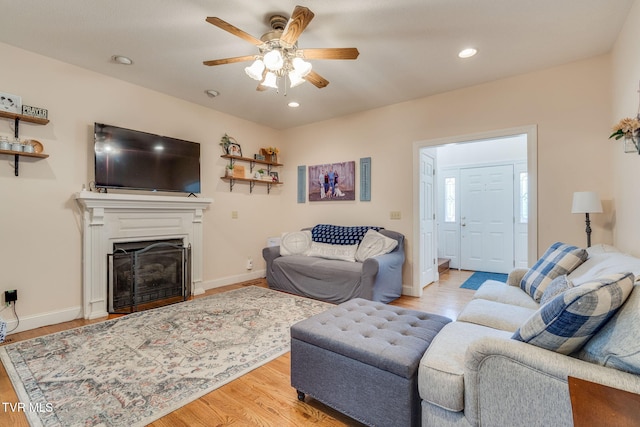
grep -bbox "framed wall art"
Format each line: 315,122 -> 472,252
308,161 -> 355,202
228,142 -> 242,157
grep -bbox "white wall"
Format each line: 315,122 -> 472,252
611,0 -> 640,255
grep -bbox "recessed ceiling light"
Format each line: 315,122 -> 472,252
458,48 -> 478,59
112,55 -> 133,65
205,89 -> 220,98
288,101 -> 300,108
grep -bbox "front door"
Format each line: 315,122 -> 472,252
460,165 -> 514,273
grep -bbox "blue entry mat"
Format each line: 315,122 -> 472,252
460,271 -> 508,290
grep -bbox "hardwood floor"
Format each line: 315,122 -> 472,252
0,271 -> 475,426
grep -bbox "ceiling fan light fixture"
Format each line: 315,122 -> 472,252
245,59 -> 265,80
288,70 -> 306,88
263,72 -> 279,89
292,57 -> 312,77
263,50 -> 284,71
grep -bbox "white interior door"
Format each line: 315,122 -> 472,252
420,151 -> 436,286
460,165 -> 514,273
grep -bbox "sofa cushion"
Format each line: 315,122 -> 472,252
457,299 -> 537,332
512,272 -> 634,355
472,280 -> 540,309
578,284 -> 640,375
311,224 -> 381,245
280,230 -> 312,256
520,242 -> 588,302
539,275 -> 573,305
418,322 -> 513,412
306,242 -> 358,262
568,250 -> 640,285
355,229 -> 398,262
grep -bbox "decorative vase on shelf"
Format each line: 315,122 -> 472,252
624,135 -> 638,153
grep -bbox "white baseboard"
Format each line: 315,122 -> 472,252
2,305 -> 83,336
201,269 -> 266,291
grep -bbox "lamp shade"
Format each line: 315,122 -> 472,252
571,191 -> 603,214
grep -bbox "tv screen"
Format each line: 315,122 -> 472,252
94,123 -> 201,193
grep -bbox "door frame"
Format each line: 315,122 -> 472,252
410,125 -> 538,297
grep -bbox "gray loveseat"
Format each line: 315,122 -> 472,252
419,243 -> 640,426
263,225 -> 405,304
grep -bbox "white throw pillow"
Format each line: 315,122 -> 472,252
306,242 -> 358,262
355,229 -> 398,262
279,230 -> 312,256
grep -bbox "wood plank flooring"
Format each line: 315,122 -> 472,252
0,270 -> 475,426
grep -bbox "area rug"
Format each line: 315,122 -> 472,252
460,271 -> 508,290
0,286 -> 331,427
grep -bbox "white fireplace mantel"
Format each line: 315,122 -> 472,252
75,191 -> 213,319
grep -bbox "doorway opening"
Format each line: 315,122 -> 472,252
411,126 -> 538,297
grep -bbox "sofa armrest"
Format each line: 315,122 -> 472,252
463,337 -> 640,426
362,250 -> 405,303
262,245 -> 281,264
507,268 -> 528,286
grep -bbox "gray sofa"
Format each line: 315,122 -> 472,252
262,225 -> 405,304
418,243 -> 640,426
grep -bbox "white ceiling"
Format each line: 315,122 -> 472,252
0,1 -> 633,130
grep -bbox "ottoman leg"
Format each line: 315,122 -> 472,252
297,390 -> 306,401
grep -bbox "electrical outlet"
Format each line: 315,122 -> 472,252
246,257 -> 253,270
5,290 -> 17,304
390,211 -> 401,220
231,210 -> 238,219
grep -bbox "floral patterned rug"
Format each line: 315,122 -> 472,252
0,286 -> 331,427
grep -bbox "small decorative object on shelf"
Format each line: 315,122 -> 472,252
21,105 -> 48,120
228,141 -> 242,157
610,81 -> 640,154
254,153 -> 265,161
219,133 -> 236,154
261,146 -> 279,163
0,91 -> 21,114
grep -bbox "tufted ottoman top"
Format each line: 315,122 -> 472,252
291,298 -> 451,379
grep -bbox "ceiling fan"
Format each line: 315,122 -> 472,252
203,5 -> 359,91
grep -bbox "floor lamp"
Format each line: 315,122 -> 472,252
571,191 -> 603,248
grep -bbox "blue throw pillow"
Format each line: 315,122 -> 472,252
311,224 -> 381,246
520,242 -> 588,302
513,272 -> 634,355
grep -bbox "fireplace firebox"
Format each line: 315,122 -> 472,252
108,239 -> 190,314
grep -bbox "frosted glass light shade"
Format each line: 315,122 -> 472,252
288,71 -> 306,88
263,50 -> 284,71
292,57 -> 312,77
262,72 -> 278,89
244,60 -> 265,80
571,192 -> 603,214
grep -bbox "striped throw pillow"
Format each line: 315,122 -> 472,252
513,272 -> 634,354
520,242 -> 588,302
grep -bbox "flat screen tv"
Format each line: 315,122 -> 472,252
94,123 -> 201,194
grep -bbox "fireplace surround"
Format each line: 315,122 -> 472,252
75,191 -> 213,319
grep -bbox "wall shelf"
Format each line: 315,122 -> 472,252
220,154 -> 282,194
0,111 -> 50,176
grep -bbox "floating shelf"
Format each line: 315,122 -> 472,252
0,110 -> 49,126
220,154 -> 282,194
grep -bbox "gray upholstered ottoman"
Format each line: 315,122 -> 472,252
291,298 -> 451,427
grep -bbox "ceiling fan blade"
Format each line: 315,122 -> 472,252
206,17 -> 263,46
300,48 -> 360,60
305,70 -> 329,89
203,55 -> 256,66
280,6 -> 315,45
